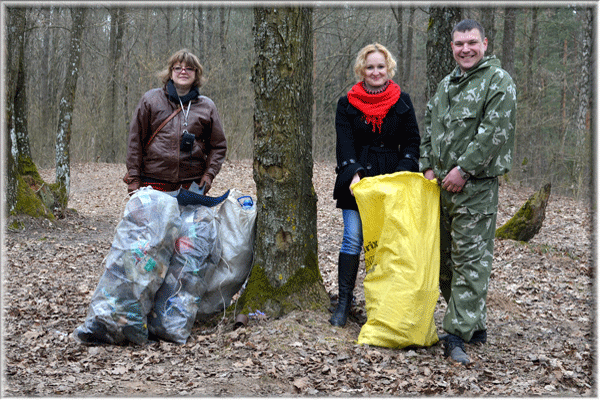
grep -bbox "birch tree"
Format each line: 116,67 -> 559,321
5,7 -> 54,218
238,7 -> 328,318
574,6 -> 593,197
55,7 -> 86,209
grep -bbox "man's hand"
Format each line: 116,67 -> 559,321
441,167 -> 468,193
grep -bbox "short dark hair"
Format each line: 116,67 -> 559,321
451,19 -> 485,41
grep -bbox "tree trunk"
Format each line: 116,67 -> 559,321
480,7 -> 496,55
405,8 -> 415,92
197,6 -> 205,57
525,8 -> 539,99
391,6 -> 404,85
574,7 -> 593,197
55,7 -> 86,209
240,7 -> 328,318
502,8 -> 517,79
101,7 -> 126,163
219,7 -> 227,61
426,7 -> 462,100
5,7 -> 54,219
496,183 -> 551,242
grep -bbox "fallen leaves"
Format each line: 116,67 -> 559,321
3,160 -> 594,396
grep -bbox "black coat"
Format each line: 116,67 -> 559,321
333,91 -> 421,210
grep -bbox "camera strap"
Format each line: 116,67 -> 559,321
145,106 -> 182,150
178,98 -> 192,132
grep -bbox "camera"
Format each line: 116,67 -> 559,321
180,130 -> 195,152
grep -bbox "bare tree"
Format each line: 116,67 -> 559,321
574,6 -> 593,197
5,7 -> 54,218
5,7 -> 28,215
239,7 -> 328,318
219,7 -> 227,61
525,8 -> 539,99
502,8 -> 517,79
55,7 -> 86,209
480,7 -> 496,55
391,6 -> 404,84
99,7 -> 126,163
404,8 -> 416,92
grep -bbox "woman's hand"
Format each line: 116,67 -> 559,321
349,173 -> 361,197
423,169 -> 436,181
127,178 -> 141,196
199,175 -> 212,194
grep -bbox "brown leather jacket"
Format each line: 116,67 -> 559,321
126,86 -> 227,184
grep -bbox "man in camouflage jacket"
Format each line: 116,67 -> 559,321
419,19 -> 517,365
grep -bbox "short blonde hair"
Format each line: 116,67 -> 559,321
353,43 -> 397,81
158,49 -> 206,88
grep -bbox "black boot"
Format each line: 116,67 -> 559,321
329,253 -> 360,327
443,334 -> 470,365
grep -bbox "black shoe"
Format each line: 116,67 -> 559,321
470,329 -> 487,344
439,329 -> 487,345
442,334 -> 470,365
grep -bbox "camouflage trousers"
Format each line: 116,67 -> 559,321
439,178 -> 498,342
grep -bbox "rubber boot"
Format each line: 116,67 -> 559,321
329,253 -> 360,327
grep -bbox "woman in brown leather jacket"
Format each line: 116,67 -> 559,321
125,49 -> 227,195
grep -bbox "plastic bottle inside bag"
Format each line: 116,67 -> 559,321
237,196 -> 253,210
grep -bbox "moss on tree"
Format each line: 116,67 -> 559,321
12,154 -> 62,219
495,183 -> 551,242
235,251 -> 329,319
12,174 -> 55,220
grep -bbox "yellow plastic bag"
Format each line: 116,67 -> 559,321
352,171 -> 440,348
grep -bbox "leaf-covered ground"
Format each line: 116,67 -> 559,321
3,160 -> 595,396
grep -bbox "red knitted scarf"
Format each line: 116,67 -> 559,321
347,80 -> 401,133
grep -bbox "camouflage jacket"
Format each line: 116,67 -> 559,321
419,56 -> 517,179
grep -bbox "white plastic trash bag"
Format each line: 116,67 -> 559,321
196,189 -> 257,321
73,187 -> 181,345
148,205 -> 222,343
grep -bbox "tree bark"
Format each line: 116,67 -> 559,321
100,7 -> 126,163
426,7 -> 462,101
405,8 -> 415,92
241,6 -> 328,318
55,7 -> 86,209
480,7 -> 496,55
219,7 -> 227,61
574,7 -> 593,196
525,8 -> 539,99
502,8 -> 517,79
496,184 -> 551,242
391,6 -> 404,85
5,7 -> 54,219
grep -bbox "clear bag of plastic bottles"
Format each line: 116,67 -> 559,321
196,189 -> 257,322
73,187 -> 181,345
148,205 -> 222,343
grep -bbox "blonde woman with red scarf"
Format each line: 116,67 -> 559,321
330,43 -> 420,327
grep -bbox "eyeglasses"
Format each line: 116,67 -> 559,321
173,66 -> 195,73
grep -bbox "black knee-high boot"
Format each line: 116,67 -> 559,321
329,253 -> 360,327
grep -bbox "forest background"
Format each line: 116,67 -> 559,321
12,2 -> 594,200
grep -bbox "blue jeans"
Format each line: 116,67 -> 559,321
340,209 -> 363,256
